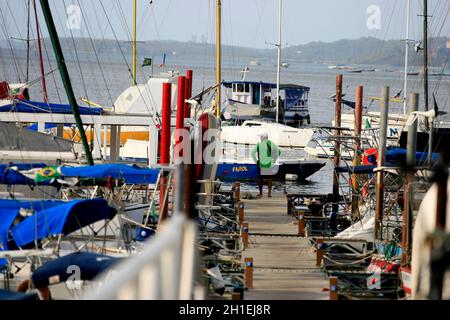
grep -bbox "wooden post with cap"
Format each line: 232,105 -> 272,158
329,276 -> 339,300
238,202 -> 245,224
297,210 -> 305,237
245,257 -> 254,289
242,222 -> 249,249
316,238 -> 324,267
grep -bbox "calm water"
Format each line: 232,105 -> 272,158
1,51 -> 449,194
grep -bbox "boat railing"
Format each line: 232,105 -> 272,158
83,213 -> 203,300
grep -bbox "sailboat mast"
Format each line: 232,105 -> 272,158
26,0 -> 31,83
132,0 -> 137,85
32,0 -> 48,102
402,0 -> 410,114
216,0 -> 221,118
275,0 -> 282,123
423,0 -> 429,112
39,0 -> 94,165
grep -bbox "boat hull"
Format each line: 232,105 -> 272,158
216,161 -> 326,182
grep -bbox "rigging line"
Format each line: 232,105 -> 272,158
202,0 -> 213,87
0,3 -> 22,82
35,7 -> 63,104
61,0 -> 103,158
114,0 -> 133,41
251,0 -> 268,48
225,0 -> 237,80
47,0 -> 81,136
98,0 -> 159,121
149,1 -> 167,58
76,0 -> 115,108
61,0 -> 89,100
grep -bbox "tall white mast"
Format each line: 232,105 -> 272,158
132,0 -> 137,85
402,0 -> 411,114
216,0 -> 222,118
275,0 -> 282,123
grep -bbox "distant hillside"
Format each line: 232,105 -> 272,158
1,36 -> 448,67
283,36 -> 449,67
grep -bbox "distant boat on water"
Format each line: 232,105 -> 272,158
328,65 -> 355,71
249,59 -> 261,66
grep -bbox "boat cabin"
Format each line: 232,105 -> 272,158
222,81 -> 311,127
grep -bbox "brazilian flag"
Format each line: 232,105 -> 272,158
35,166 -> 61,183
142,58 -> 152,67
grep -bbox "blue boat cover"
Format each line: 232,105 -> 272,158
0,163 -> 159,186
0,99 -> 103,115
335,165 -> 377,174
60,164 -> 160,185
0,199 -> 67,265
11,199 -> 116,247
386,148 -> 439,164
0,289 -> 39,300
0,163 -> 47,185
32,252 -> 120,289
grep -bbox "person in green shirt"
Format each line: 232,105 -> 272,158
251,132 -> 281,198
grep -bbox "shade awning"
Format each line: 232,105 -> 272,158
11,199 -> 116,247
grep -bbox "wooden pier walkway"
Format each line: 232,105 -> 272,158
242,192 -> 329,300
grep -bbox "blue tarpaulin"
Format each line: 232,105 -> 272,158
386,148 -> 439,164
60,164 -> 160,185
0,100 -> 103,115
11,199 -> 116,247
0,199 -> 68,265
0,163 -> 160,186
0,163 -> 47,185
32,252 -> 120,289
0,99 -> 103,115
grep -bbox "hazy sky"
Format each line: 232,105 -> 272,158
1,0 -> 449,48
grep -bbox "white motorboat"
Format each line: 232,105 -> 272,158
220,120 -> 315,148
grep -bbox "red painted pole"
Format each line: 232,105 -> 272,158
159,82 -> 172,223
160,82 -> 172,165
175,76 -> 186,159
184,69 -> 193,119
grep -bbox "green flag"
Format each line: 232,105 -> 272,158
365,118 -> 372,129
142,58 -> 152,67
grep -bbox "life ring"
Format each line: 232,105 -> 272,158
17,279 -> 51,300
362,148 -> 378,165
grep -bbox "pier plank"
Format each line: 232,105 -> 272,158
242,193 -> 329,300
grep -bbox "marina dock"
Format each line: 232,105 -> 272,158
242,193 -> 329,300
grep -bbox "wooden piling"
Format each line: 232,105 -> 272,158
329,276 -> 339,300
242,222 -> 249,249
287,195 -> 292,215
333,75 -> 343,214
402,93 -> 418,264
234,182 -> 241,202
316,238 -> 324,267
245,257 -> 254,289
232,292 -> 242,300
375,86 -> 389,240
297,210 -> 305,237
351,86 -> 363,216
238,202 -> 245,224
